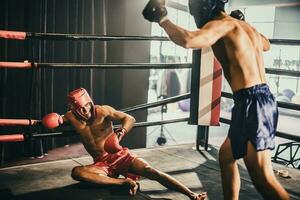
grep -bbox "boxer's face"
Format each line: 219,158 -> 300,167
78,103 -> 92,120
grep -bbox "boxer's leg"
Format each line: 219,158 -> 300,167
219,137 -> 240,200
129,157 -> 207,200
243,142 -> 290,200
71,165 -> 138,195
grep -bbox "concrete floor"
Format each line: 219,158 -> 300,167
0,144 -> 299,200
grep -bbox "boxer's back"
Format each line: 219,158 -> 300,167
211,15 -> 268,92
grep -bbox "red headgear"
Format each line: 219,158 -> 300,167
67,88 -> 95,121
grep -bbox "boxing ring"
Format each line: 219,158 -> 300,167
0,29 -> 300,199
0,30 -> 300,147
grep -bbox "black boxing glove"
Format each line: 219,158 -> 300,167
230,10 -> 245,21
142,0 -> 168,24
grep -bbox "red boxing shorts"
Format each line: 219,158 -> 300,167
93,148 -> 140,181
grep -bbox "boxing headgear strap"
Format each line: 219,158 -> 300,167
67,88 -> 95,121
189,0 -> 228,28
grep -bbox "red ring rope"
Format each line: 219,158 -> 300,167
0,30 -> 26,40
0,134 -> 25,142
0,119 -> 40,126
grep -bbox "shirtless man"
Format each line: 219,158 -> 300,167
42,88 -> 206,200
143,0 -> 290,199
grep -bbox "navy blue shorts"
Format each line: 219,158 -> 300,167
228,84 -> 278,159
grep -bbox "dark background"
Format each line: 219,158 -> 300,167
0,0 -> 151,161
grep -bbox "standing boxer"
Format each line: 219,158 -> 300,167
142,0 -> 289,199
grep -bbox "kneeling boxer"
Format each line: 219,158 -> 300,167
42,88 -> 206,200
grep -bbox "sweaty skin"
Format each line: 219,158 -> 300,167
160,12 -> 270,92
63,105 -> 135,158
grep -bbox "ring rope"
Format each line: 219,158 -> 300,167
1,30 -> 300,45
0,30 -> 168,41
0,62 -> 192,69
121,93 -> 190,112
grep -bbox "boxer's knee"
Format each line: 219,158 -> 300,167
218,145 -> 229,165
218,139 -> 234,166
71,166 -> 84,181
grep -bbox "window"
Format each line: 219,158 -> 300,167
147,1 -> 196,147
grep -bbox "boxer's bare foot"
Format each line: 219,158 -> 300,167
191,192 -> 207,200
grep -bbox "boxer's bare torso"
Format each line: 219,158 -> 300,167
161,12 -> 270,92
63,105 -> 132,158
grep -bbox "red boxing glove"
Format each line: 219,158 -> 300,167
115,128 -> 127,141
42,113 -> 63,129
104,133 -> 123,154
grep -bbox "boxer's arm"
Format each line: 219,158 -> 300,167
62,114 -> 69,123
104,105 -> 136,135
160,19 -> 234,49
260,33 -> 270,51
53,110 -> 71,124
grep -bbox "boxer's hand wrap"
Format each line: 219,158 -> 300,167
115,127 -> 127,141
